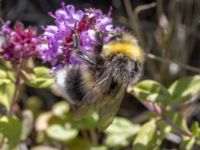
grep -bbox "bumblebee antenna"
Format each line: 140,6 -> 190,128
72,34 -> 96,65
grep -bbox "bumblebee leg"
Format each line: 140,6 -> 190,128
73,34 -> 96,65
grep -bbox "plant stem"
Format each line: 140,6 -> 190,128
81,130 -> 90,141
0,136 -> 5,149
145,53 -> 200,74
163,114 -> 193,137
127,87 -> 193,138
90,129 -> 98,145
8,62 -> 22,115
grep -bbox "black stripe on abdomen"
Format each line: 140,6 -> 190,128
65,67 -> 85,103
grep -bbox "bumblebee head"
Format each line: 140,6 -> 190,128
100,32 -> 144,64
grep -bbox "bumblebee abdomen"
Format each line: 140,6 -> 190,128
65,66 -> 85,103
55,65 -> 96,105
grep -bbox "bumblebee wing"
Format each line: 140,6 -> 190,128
75,84 -> 125,131
75,67 -> 113,120
83,66 -> 113,104
97,85 -> 126,131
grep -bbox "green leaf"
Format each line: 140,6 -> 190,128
31,145 -> 58,150
46,123 -> 78,142
191,122 -> 200,137
68,138 -> 91,150
0,69 -> 12,86
105,117 -> 140,135
133,80 -> 171,105
33,66 -> 54,88
23,66 -> 54,88
72,113 -> 99,130
0,69 -> 7,78
25,76 -> 54,88
33,67 -> 52,78
156,120 -> 172,135
104,117 -> 140,147
52,101 -> 70,117
0,69 -> 11,86
133,120 -> 157,150
156,120 -> 172,147
7,70 -> 15,83
26,96 -> 43,111
164,108 -> 191,135
0,79 -> 11,85
0,82 -> 15,111
90,146 -> 108,150
168,75 -> 200,104
69,138 -> 108,150
34,77 -> 55,88
105,134 -> 130,148
180,137 -> 195,150
21,110 -> 34,140
0,116 -> 22,149
26,96 -> 43,118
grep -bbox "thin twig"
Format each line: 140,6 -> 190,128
145,53 -> 200,74
90,129 -> 98,145
134,2 -> 157,15
131,111 -> 150,123
81,131 -> 90,141
163,115 -> 193,137
8,62 -> 22,115
122,0 -> 144,46
173,92 -> 200,110
156,0 -> 164,21
0,136 -> 5,149
126,1 -> 158,78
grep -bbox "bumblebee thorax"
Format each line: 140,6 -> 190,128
104,53 -> 142,87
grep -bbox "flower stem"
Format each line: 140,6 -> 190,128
145,53 -> 200,74
8,62 -> 22,115
0,136 -> 5,149
90,129 -> 98,145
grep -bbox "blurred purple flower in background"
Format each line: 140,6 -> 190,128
39,3 -> 116,69
0,21 -> 40,65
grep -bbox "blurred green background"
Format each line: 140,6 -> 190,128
0,0 -> 200,150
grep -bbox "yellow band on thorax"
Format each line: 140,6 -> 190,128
102,42 -> 143,62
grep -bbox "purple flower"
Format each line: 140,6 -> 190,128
40,3 -> 117,69
0,22 -> 40,65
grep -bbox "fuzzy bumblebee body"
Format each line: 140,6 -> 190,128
101,32 -> 143,62
101,32 -> 143,87
55,31 -> 144,130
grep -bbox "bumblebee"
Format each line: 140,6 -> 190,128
55,31 -> 144,130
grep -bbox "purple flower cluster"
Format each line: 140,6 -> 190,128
39,3 -> 115,69
0,21 -> 40,65
0,3 -> 118,70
